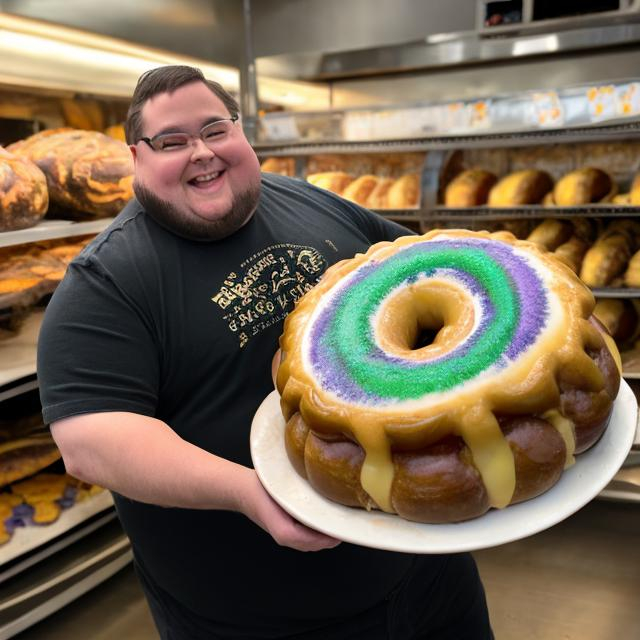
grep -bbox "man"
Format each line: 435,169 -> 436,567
38,65 -> 493,639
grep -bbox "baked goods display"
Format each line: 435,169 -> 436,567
305,170 -> 421,209
549,167 -> 616,206
8,128 -> 133,220
0,472 -> 105,545
276,229 -> 620,523
0,147 -> 49,232
488,169 -> 553,206
260,156 -> 295,176
443,169 -> 497,207
0,236 -> 90,337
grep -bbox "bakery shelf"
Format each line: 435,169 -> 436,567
590,288 -> 640,299
373,209 -> 422,223
0,516 -> 130,639
253,120 -> 640,156
0,312 -> 42,390
426,205 -> 640,222
0,219 -> 113,249
0,491 -> 114,573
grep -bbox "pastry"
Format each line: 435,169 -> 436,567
277,230 -> 620,523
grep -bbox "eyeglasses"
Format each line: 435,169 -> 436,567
139,115 -> 239,152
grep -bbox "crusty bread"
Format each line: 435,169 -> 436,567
306,171 -> 353,194
387,173 -> 420,209
488,169 -> 553,206
553,167 -> 616,206
8,128 -> 133,220
444,169 -> 497,207
341,175 -> 379,205
0,147 -> 48,231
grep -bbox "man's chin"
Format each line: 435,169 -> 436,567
134,182 -> 260,242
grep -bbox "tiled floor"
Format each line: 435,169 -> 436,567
14,499 -> 640,640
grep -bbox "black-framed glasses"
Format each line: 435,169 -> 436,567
139,115 -> 239,152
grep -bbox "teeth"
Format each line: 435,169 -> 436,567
194,171 -> 220,183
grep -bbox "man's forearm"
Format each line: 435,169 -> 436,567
51,411 -> 254,511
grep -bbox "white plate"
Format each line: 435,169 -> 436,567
250,381 -> 638,553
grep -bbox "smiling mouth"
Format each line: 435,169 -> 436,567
188,170 -> 223,186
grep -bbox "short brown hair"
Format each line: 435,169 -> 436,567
125,65 -> 239,144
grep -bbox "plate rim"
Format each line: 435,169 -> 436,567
250,380 -> 637,553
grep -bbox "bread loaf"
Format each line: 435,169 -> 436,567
0,147 -> 48,231
527,219 -> 574,251
553,236 -> 589,274
580,232 -> 632,287
8,128 -> 133,220
593,298 -> 639,343
630,173 -> 640,206
553,168 -> 615,206
387,173 -> 420,209
366,177 -> 394,209
444,169 -> 497,207
488,169 -> 553,206
260,157 -> 295,176
306,171 -> 353,194
624,249 -> 640,287
341,175 -> 379,205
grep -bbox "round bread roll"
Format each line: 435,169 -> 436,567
488,169 -> 553,207
277,229 -> 620,523
0,147 -> 48,231
444,169 -> 498,207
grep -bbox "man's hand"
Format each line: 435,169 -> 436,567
239,469 -> 341,552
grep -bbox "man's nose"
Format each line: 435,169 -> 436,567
190,137 -> 215,161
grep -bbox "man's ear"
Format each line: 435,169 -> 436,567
129,145 -> 137,161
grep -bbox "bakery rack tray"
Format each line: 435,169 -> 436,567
253,120 -> 640,156
0,219 -> 113,249
424,205 -> 640,222
0,491 -> 115,577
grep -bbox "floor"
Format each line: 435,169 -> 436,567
13,499 -> 640,640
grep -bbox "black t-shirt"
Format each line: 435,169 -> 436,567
38,174 -> 446,636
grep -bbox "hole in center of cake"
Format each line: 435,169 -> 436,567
412,321 -> 444,350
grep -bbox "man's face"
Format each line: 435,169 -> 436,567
131,81 -> 261,240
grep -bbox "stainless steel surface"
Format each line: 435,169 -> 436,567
1,0 -> 245,68
253,119 -> 640,155
259,22 -> 640,81
239,0 -> 258,143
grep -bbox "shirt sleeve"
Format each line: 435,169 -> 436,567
37,261 -> 160,425
333,196 -> 417,243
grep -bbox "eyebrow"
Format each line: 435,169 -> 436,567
150,115 -> 232,138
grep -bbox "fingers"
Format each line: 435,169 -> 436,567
272,517 -> 342,552
242,470 -> 341,551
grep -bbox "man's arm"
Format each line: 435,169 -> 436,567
52,412 -> 339,552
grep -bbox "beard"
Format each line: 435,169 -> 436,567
134,178 -> 261,242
